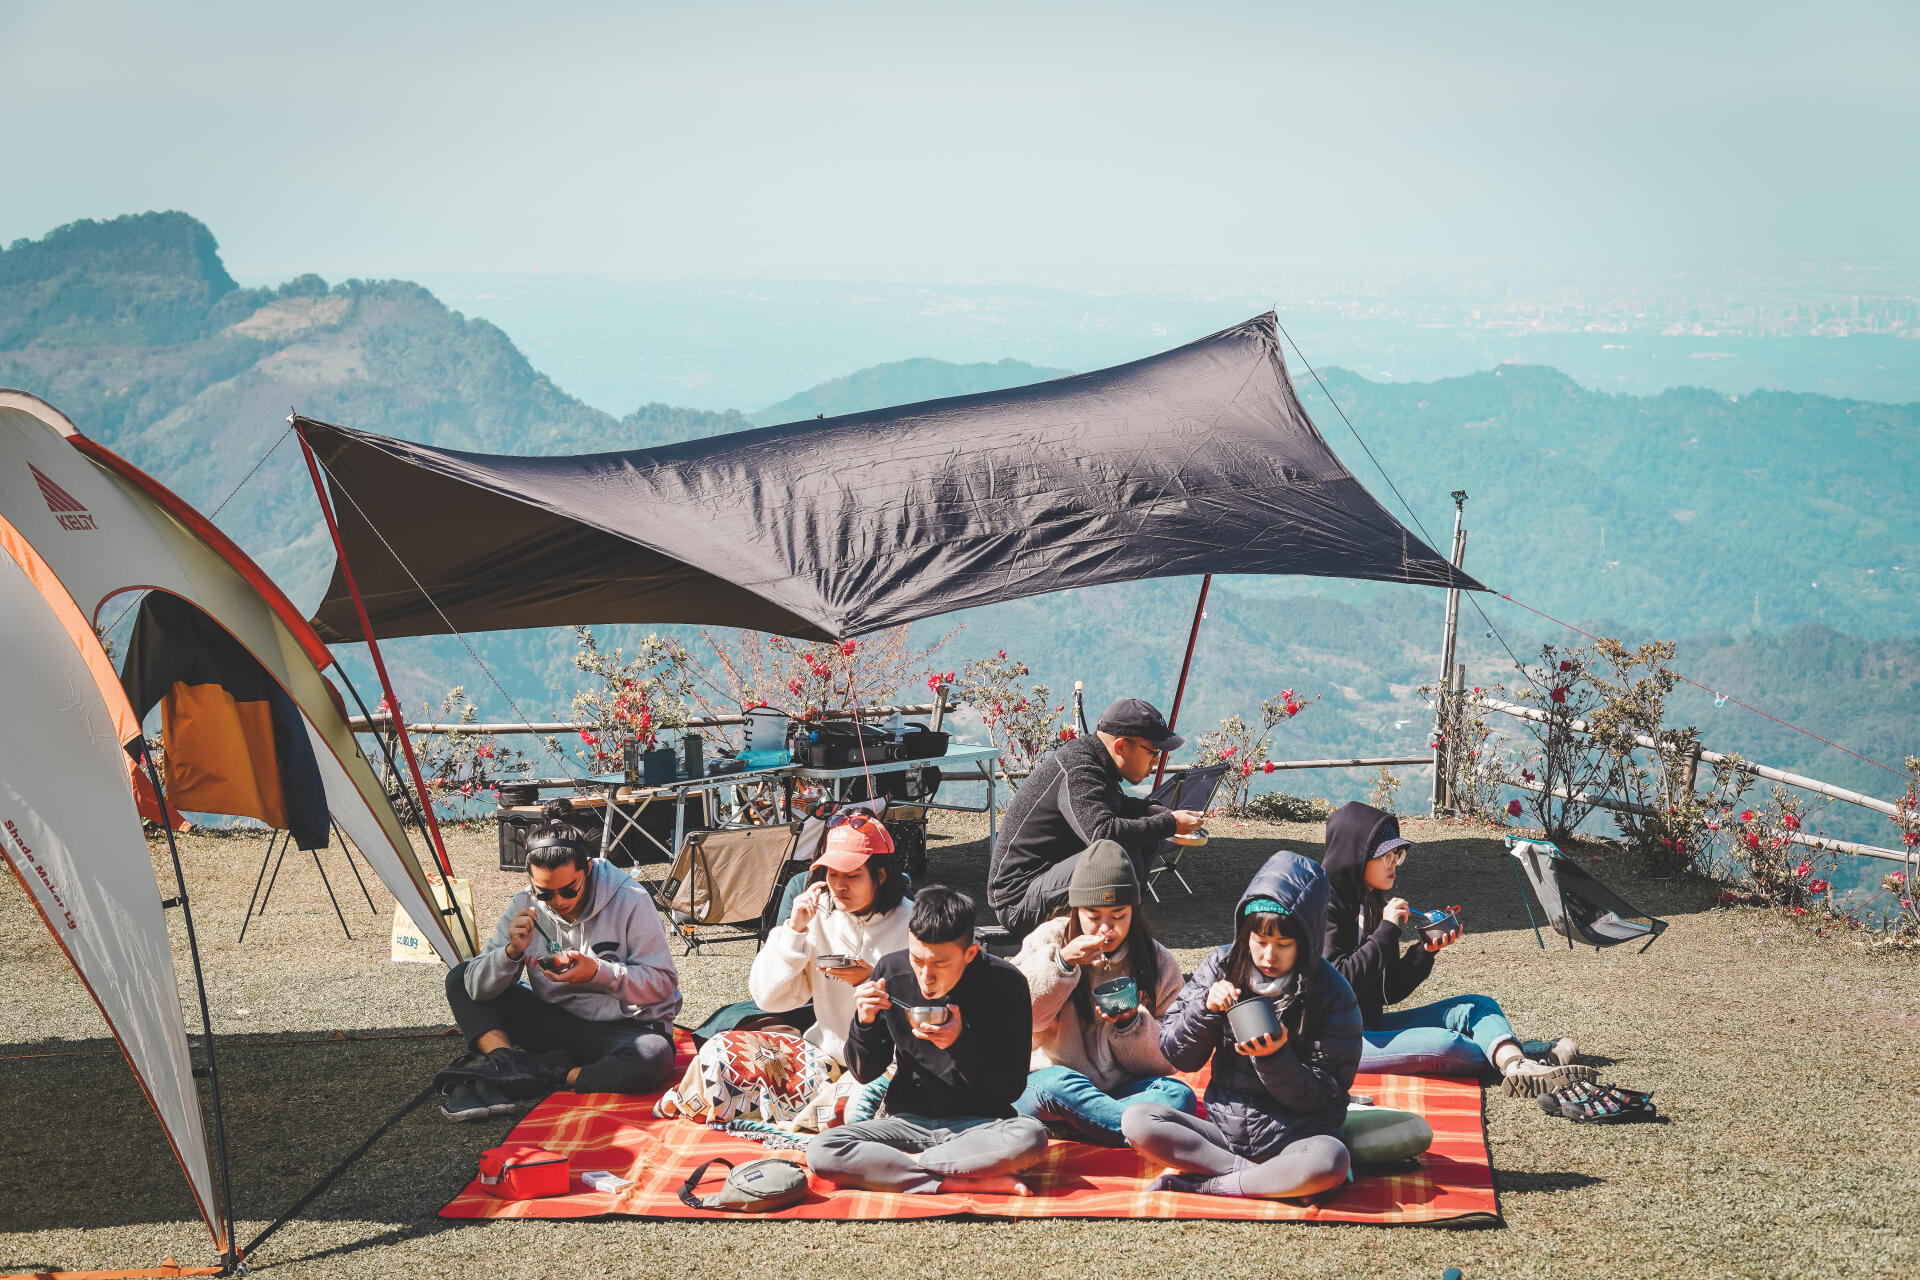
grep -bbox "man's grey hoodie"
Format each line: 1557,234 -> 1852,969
464,858 -> 682,1025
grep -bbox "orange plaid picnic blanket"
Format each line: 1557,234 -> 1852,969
440,1030 -> 1497,1224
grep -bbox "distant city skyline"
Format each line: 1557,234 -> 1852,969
4,1 -> 1915,282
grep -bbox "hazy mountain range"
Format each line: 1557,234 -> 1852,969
5,211 -> 1916,867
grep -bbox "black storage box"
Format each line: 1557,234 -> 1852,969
792,721 -> 889,769
497,792 -> 707,871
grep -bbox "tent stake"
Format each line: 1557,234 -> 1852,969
140,745 -> 239,1272
292,422 -> 474,955
1154,575 -> 1210,789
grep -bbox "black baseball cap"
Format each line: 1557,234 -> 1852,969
1095,698 -> 1184,753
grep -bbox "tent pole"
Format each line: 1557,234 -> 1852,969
292,424 -> 457,883
140,745 -> 239,1271
1154,574 -> 1211,788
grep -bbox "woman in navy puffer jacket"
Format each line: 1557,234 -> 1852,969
1120,851 -> 1362,1199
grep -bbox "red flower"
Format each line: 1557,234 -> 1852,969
1522,769 -> 1535,782
1745,832 -> 1761,849
1220,745 -> 1236,759
998,649 -> 1006,659
1240,760 -> 1254,777
1792,906 -> 1808,916
1549,687 -> 1567,704
1741,810 -> 1755,823
1506,800 -> 1523,817
1058,727 -> 1077,741
1558,660 -> 1572,673
579,730 -> 599,746
789,680 -> 803,694
1262,761 -> 1276,774
1807,879 -> 1829,895
1783,813 -> 1800,830
840,640 -> 858,656
1793,860 -> 1811,878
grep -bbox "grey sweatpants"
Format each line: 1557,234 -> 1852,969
807,1113 -> 1050,1194
1121,1103 -> 1350,1199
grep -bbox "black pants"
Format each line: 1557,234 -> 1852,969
999,842 -> 1154,939
445,961 -> 676,1094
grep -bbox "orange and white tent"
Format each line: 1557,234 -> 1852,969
0,388 -> 472,1257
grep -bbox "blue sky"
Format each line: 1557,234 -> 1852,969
3,1 -> 1915,281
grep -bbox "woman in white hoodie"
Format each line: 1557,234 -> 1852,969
748,812 -> 913,1066
1011,839 -> 1197,1145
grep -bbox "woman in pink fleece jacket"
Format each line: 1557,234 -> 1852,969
1010,839 -> 1198,1145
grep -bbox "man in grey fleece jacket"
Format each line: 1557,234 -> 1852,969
439,817 -> 681,1121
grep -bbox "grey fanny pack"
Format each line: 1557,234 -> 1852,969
677,1157 -> 811,1212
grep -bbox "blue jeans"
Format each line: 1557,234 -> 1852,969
1014,1065 -> 1198,1146
1359,993 -> 1516,1077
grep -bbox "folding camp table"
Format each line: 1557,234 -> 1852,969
792,743 -> 1002,841
589,761 -> 801,872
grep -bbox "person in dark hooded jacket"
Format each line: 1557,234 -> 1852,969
1119,851 -> 1360,1199
1319,801 -> 1593,1097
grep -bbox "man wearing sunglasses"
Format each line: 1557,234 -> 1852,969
988,698 -> 1206,940
438,802 -> 681,1121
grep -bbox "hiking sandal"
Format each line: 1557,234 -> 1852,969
1538,1081 -> 1657,1122
1502,1060 -> 1598,1098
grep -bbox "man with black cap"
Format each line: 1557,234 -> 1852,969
987,697 -> 1205,939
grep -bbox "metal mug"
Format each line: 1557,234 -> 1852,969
1227,996 -> 1282,1045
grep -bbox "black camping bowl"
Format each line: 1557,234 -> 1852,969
1227,996 -> 1282,1045
1416,907 -> 1461,945
1092,976 -> 1139,1017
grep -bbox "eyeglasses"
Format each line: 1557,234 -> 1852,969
531,878 -> 585,903
1376,848 -> 1409,869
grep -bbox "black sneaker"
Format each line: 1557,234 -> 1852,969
478,1046 -> 544,1099
439,1076 -> 515,1122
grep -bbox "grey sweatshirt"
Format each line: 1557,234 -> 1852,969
463,858 -> 682,1025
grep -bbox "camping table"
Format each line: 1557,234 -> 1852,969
590,762 -> 801,870
792,744 -> 1003,846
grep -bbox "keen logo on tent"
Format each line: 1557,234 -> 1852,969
29,464 -> 97,530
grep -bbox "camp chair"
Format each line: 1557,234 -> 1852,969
1506,836 -> 1668,953
1144,763 -> 1232,901
659,822 -> 803,954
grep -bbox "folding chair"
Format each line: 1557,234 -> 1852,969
1144,762 -> 1231,901
659,822 -> 803,954
1506,836 -> 1668,953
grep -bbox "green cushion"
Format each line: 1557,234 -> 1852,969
1339,1104 -> 1434,1166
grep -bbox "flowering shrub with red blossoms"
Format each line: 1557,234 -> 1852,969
1708,784 -> 1837,912
1512,644 -> 1617,841
688,626 -> 956,745
952,652 -> 1066,788
409,686 -> 535,817
567,627 -> 694,775
1194,690 -> 1319,815
1419,678 -> 1512,823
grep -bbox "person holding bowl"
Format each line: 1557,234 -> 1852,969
1011,840 -> 1196,1145
749,811 -> 913,1067
806,887 -> 1049,1195
1120,851 -> 1361,1200
1318,801 -> 1592,1097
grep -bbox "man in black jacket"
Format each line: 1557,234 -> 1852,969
806,888 -> 1049,1194
988,698 -> 1206,938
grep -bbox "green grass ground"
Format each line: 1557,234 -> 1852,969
2,812 -> 1915,1279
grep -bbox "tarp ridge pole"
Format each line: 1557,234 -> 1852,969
139,744 -> 238,1271
1429,492 -> 1468,816
292,419 -> 474,953
1155,574 -> 1211,788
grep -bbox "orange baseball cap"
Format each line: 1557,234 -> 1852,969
817,811 -> 895,871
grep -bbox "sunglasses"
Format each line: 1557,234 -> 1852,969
825,810 -> 882,831
531,877 -> 585,903
1376,848 -> 1409,869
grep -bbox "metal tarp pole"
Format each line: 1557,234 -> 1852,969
1155,574 -> 1211,788
1429,491 -> 1468,815
292,420 -> 461,904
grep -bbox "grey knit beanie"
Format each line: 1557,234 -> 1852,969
1067,839 -> 1140,907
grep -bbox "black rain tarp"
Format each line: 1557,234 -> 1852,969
300,313 -> 1485,644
